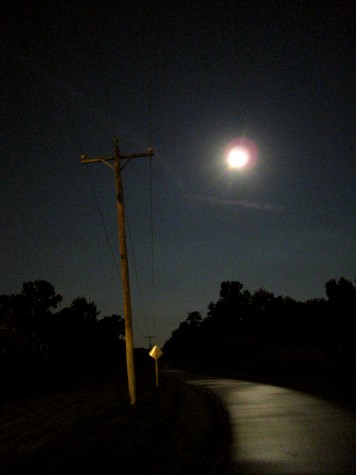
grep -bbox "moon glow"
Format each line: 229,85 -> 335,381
225,137 -> 258,171
227,147 -> 250,168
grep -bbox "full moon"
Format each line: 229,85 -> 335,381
225,137 -> 258,171
227,147 -> 250,169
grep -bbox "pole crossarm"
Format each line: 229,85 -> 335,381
80,148 -> 154,165
80,156 -> 112,164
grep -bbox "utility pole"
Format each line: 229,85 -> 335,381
145,335 -> 155,349
81,139 -> 154,406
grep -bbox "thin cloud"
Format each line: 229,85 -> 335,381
189,193 -> 285,212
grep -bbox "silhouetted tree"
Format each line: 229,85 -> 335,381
303,298 -> 330,343
1,280 -> 133,381
0,293 -> 39,361
0,281 -> 62,361
51,297 -> 100,365
163,311 -> 203,360
207,281 -> 251,336
69,297 -> 100,322
249,288 -> 276,335
21,280 -> 63,317
18,280 -> 63,342
325,277 -> 356,361
96,314 -> 125,365
163,277 -> 356,377
325,277 -> 356,332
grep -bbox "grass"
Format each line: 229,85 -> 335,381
0,365 -> 231,475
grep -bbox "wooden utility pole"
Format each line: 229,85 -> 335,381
81,139 -> 154,405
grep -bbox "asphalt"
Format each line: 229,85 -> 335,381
188,378 -> 356,474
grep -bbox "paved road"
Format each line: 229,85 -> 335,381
189,378 -> 356,474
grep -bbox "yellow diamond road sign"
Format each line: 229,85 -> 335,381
149,345 -> 163,360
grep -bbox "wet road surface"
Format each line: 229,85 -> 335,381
190,378 -> 356,474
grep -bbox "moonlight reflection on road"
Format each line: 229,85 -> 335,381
191,378 -> 356,474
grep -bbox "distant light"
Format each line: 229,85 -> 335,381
225,137 -> 258,171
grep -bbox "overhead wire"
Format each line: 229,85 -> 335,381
125,203 -> 151,339
84,165 -> 122,281
148,0 -> 153,149
147,0 -> 157,339
46,51 -> 85,157
149,157 -> 156,337
94,10 -> 155,339
45,23 -> 122,284
52,3 -> 157,340
35,3 -> 157,338
118,0 -> 157,341
95,24 -> 118,140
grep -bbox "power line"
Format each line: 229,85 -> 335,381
84,165 -> 122,280
38,3 -> 158,360
48,52 -> 122,282
125,202 -> 151,338
95,26 -> 118,139
149,157 -> 156,336
147,0 -> 157,337
148,0 -> 153,148
46,56 -> 85,156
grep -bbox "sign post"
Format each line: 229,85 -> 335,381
149,345 -> 163,387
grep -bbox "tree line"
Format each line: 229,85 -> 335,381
0,280 -> 125,371
1,277 -> 355,382
163,278 -> 356,378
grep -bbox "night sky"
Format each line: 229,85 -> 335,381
1,0 -> 355,348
